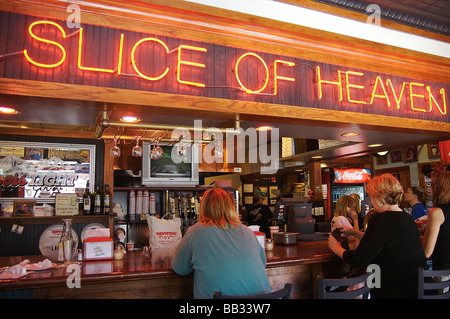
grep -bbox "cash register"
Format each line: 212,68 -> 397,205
274,198 -> 327,241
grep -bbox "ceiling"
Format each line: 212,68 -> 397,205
1,93 -> 448,168
0,0 -> 449,168
312,0 -> 450,36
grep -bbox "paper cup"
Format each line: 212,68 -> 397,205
126,242 -> 134,252
270,226 -> 279,239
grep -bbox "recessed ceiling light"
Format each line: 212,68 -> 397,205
368,143 -> 383,148
376,151 -> 389,156
341,132 -> 359,137
120,116 -> 140,123
311,155 -> 323,159
0,106 -> 19,114
256,125 -> 272,131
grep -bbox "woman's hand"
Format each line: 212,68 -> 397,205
328,234 -> 345,259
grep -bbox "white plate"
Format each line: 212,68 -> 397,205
81,223 -> 106,242
39,225 -> 79,261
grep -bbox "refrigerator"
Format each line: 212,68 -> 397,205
328,168 -> 372,216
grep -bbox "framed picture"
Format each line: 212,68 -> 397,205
427,143 -> 441,159
404,146 -> 418,163
390,149 -> 403,163
269,186 -> 279,199
376,155 -> 388,165
244,195 -> 253,205
255,186 -> 268,205
13,200 -> 36,216
243,183 -> 253,193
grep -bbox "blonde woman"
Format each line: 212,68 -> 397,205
350,193 -> 363,227
331,195 -> 359,232
172,188 -> 271,298
329,174 -> 427,299
331,195 -> 361,249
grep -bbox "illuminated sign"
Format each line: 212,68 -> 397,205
0,15 -> 448,120
334,169 -> 372,184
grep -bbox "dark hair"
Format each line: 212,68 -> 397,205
410,186 -> 428,205
431,170 -> 450,206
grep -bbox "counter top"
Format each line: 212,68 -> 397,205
0,240 -> 337,292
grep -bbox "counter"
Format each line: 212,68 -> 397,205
0,240 -> 340,299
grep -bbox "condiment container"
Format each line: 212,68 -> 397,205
114,245 -> 124,260
265,239 -> 273,251
273,232 -> 298,245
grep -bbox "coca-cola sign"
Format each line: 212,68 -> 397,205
334,169 -> 371,184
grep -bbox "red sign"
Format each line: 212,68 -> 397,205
334,169 -> 371,184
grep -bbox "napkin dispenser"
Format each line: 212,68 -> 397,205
83,228 -> 114,261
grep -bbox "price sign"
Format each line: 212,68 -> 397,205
55,193 -> 79,216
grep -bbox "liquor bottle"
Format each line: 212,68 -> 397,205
83,181 -> 92,215
93,186 -> 102,215
103,184 -> 112,215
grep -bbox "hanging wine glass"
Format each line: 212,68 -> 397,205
150,137 -> 163,160
176,135 -> 188,157
132,136 -> 143,157
110,137 -> 121,158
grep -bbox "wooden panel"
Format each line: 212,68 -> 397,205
1,78 -> 450,134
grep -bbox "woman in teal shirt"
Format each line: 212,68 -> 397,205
172,188 -> 271,299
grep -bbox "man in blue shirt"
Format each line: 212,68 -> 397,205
405,186 -> 428,220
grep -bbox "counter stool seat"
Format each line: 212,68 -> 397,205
317,272 -> 371,299
418,267 -> 450,299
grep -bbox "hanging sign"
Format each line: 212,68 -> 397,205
334,168 -> 372,184
0,12 -> 448,121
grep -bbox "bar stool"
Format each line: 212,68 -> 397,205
213,283 -> 292,299
317,273 -> 371,299
418,268 -> 450,299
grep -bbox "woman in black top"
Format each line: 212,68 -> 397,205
329,174 -> 427,298
423,170 -> 450,270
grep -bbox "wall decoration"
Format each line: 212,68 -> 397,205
376,154 -> 388,165
404,146 -> 417,163
254,186 -> 268,205
243,183 -> 253,193
13,200 -> 36,216
269,186 -> 279,199
390,149 -> 403,163
427,143 -> 441,159
244,195 -> 253,205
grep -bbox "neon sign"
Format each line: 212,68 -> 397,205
334,169 -> 371,184
6,19 -> 449,118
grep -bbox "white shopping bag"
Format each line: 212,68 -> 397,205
147,216 -> 182,250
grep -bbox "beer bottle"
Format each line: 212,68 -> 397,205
103,184 -> 112,215
83,181 -> 92,215
93,186 -> 102,215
